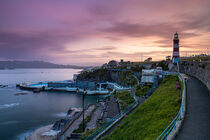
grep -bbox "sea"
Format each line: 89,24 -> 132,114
0,69 -> 99,140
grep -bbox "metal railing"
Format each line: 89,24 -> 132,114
156,73 -> 186,140
146,84 -> 157,96
132,74 -> 140,85
85,91 -> 138,140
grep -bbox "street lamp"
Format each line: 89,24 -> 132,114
76,88 -> 79,94
82,88 -> 87,132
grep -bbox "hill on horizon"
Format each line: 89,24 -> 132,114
0,60 -> 85,69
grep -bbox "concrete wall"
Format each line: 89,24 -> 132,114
109,71 -> 122,84
180,61 -> 210,91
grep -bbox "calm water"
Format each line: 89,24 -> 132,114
0,69 -> 99,140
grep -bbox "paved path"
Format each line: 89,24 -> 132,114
176,76 -> 210,140
106,95 -> 120,119
86,102 -> 104,131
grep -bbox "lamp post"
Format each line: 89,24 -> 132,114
82,88 -> 87,132
76,88 -> 79,94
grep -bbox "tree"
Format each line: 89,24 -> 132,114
144,57 -> 152,62
157,60 -> 169,70
166,56 -> 171,61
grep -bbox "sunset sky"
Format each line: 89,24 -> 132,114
0,0 -> 210,66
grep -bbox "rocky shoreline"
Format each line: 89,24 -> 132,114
26,95 -> 122,140
26,125 -> 55,140
0,84 -> 8,88
26,105 -> 96,140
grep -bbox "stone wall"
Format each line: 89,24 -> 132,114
180,61 -> 210,91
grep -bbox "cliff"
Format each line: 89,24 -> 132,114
77,69 -> 121,83
76,69 -> 137,86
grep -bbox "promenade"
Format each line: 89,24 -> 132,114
176,76 -> 210,140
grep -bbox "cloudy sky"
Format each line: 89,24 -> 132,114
0,0 -> 210,65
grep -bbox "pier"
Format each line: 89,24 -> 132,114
17,80 -> 130,95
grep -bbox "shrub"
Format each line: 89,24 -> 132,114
115,91 -> 135,110
135,86 -> 150,96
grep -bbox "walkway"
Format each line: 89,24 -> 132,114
132,75 -> 140,85
86,102 -> 104,131
100,82 -> 130,90
105,95 -> 120,119
175,76 -> 210,140
62,105 -> 95,139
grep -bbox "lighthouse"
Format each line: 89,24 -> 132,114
172,32 -> 180,63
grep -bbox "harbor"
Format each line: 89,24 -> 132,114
0,68 -> 100,140
16,79 -> 131,95
7,68 -> 133,140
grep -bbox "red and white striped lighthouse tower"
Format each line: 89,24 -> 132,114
172,32 -> 180,63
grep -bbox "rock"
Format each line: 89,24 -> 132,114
0,85 -> 8,88
33,88 -> 41,93
14,92 -> 29,96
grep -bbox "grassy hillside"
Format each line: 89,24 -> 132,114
103,75 -> 182,140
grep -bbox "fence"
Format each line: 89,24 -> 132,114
85,73 -> 161,140
85,91 -> 138,140
146,84 -> 157,96
156,73 -> 186,140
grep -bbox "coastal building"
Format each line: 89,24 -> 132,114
73,74 -> 78,82
82,67 -> 93,73
76,81 -> 96,90
102,63 -> 108,68
119,60 -> 131,67
141,69 -> 157,85
102,59 -> 131,68
172,32 -> 180,63
127,66 -> 131,69
48,81 -> 72,88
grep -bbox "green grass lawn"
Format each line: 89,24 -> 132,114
103,75 -> 182,140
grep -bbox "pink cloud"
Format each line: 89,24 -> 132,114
0,0 -> 210,65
